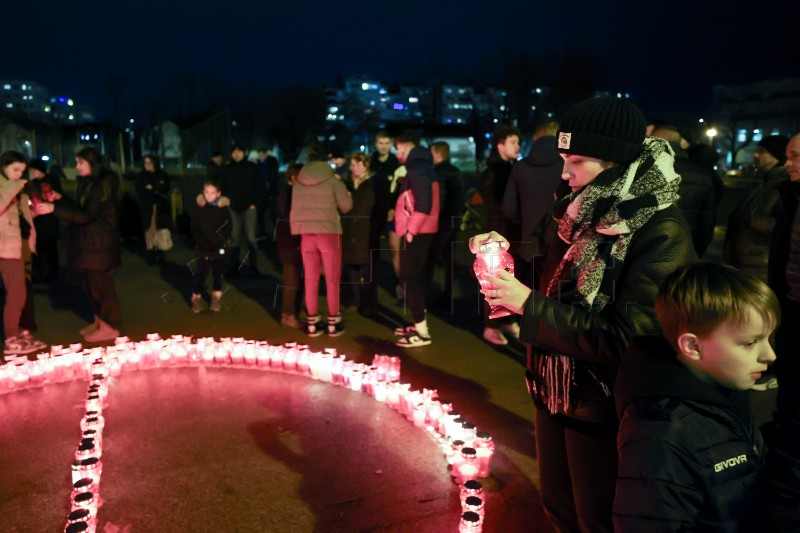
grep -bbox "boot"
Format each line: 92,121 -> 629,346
191,294 -> 205,314
84,318 -> 120,343
80,315 -> 101,337
210,291 -> 222,312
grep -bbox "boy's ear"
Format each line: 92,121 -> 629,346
677,333 -> 702,360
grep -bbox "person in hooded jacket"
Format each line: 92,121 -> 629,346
290,143 -> 352,337
470,97 -> 696,532
36,147 -> 122,343
392,132 -> 440,349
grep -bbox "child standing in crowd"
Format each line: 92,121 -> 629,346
0,151 -> 47,355
614,262 -> 800,531
190,181 -> 231,313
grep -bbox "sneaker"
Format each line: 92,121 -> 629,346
280,313 -> 302,329
327,316 -> 345,337
483,327 -> 508,346
393,324 -> 416,336
210,293 -> 222,312
191,295 -> 205,314
395,330 -> 432,348
4,336 -> 43,355
84,321 -> 119,343
306,314 -> 324,337
18,331 -> 47,353
501,322 -> 520,340
751,375 -> 779,391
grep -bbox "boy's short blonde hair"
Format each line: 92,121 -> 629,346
655,262 -> 780,350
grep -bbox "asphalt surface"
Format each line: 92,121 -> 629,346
0,177 -> 779,532
0,230 -> 551,533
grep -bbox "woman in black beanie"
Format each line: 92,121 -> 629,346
470,96 -> 696,532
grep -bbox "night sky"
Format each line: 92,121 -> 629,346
5,0 -> 796,121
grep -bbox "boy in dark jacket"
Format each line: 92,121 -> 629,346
190,182 -> 232,313
614,262 -> 800,531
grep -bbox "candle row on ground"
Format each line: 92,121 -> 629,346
65,356 -> 111,533
1,334 -> 493,532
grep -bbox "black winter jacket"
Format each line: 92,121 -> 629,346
53,171 -> 121,271
218,160 -> 259,213
341,175 -> 375,266
135,169 -> 172,230
672,145 -> 717,257
768,179 -> 800,300
521,204 -> 695,423
191,199 -> 232,261
434,160 -> 464,221
502,136 -> 563,262
614,336 -> 764,532
480,157 -> 515,235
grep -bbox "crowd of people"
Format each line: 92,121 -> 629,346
2,94 -> 799,530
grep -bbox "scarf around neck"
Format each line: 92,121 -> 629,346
546,137 -> 681,310
537,137 -> 681,416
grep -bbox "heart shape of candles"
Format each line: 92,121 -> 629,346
0,334 -> 495,532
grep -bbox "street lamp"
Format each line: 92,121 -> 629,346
706,127 -> 717,146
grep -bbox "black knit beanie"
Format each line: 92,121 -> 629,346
556,97 -> 646,164
758,135 -> 790,165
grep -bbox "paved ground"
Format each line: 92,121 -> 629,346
0,230 -> 552,533
0,177 -> 778,532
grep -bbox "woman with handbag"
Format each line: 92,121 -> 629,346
35,147 -> 122,342
470,97 -> 696,532
136,155 -> 172,265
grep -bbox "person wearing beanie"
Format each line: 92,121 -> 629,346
470,96 -> 695,532
756,134 -> 790,171
724,134 -> 790,284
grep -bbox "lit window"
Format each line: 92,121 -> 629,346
737,129 -> 747,143
499,105 -> 505,111
44,106 -> 51,112
328,106 -> 338,113
3,84 -> 10,90
535,88 -> 542,94
67,99 -> 74,106
22,84 -> 27,90
409,97 -> 418,103
69,114 -> 74,120
362,83 -> 369,91
5,103 -> 12,108
752,129 -> 763,142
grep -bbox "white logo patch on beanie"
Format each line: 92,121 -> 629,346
558,132 -> 572,150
